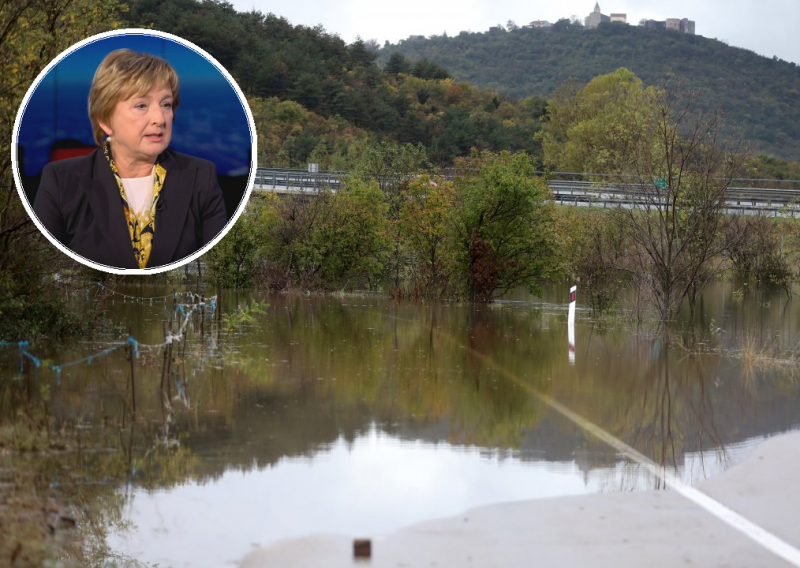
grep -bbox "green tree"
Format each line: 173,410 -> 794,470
354,141 -> 430,289
722,214 -> 792,293
745,155 -> 800,180
257,183 -> 388,292
353,140 -> 430,195
348,37 -> 377,68
258,191 -> 331,290
558,209 -> 629,313
204,198 -> 266,288
541,70 -> 750,320
412,58 -> 451,80
449,151 -> 560,301
398,176 -> 455,297
310,178 -> 388,289
611,82 -> 750,320
539,68 -> 659,173
0,0 -> 123,338
385,52 -> 410,75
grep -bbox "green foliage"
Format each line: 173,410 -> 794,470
745,155 -> 800,180
307,178 -> 389,289
0,0 -> 123,340
354,141 -> 430,290
250,97 -> 371,170
411,58 -> 451,80
540,68 -> 661,172
547,70 -> 751,320
223,300 -> 268,331
0,278 -> 84,339
385,52 -> 411,75
723,215 -> 793,289
354,141 -> 430,195
449,151 -> 561,301
382,24 -> 800,161
256,182 -> 388,292
208,150 -> 565,301
124,0 -> 544,166
398,176 -> 455,297
204,198 -> 266,288
557,208 -> 629,313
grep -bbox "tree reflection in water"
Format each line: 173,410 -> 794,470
0,301 -> 205,566
2,283 -> 800,564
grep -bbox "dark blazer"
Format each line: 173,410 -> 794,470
33,147 -> 228,270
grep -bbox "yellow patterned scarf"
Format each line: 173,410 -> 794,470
103,143 -> 166,269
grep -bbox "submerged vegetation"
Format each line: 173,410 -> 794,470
206,149 -> 561,302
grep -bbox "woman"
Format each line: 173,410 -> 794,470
33,49 -> 228,270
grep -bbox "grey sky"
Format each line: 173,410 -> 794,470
228,0 -> 799,64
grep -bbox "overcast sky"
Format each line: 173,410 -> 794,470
228,0 -> 799,64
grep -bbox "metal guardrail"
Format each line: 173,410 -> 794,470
253,168 -> 800,213
254,168 -> 345,192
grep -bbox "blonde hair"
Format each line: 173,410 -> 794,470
88,49 -> 181,145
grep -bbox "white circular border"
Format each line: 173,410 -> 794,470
11,28 -> 257,275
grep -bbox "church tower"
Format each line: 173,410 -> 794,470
585,3 -> 610,28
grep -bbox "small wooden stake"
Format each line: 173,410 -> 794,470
353,539 -> 371,559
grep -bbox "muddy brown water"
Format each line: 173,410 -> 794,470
1,282 -> 798,567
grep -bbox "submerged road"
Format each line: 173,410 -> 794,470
240,310 -> 800,567
241,432 -> 800,567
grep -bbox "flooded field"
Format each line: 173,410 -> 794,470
2,282 -> 799,567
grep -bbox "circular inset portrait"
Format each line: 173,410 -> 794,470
12,29 -> 256,274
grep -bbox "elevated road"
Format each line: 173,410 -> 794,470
253,168 -> 800,215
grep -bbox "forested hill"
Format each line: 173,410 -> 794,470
120,0 -> 545,168
380,22 -> 800,161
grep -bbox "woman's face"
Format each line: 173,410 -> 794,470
100,85 -> 174,168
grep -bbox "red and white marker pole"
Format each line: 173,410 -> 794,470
568,285 -> 576,365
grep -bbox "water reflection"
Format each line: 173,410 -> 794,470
1,282 -> 799,566
114,427 -> 605,567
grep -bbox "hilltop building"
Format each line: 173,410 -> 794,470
573,5 -> 696,34
641,19 -> 665,30
527,20 -> 551,28
641,17 -> 695,34
585,3 -> 610,29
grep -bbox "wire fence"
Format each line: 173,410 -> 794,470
0,288 -> 217,379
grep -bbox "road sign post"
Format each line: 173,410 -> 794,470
308,163 -> 319,190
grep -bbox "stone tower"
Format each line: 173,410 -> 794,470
585,3 -> 610,29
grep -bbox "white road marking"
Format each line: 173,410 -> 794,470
532,389 -> 800,567
361,305 -> 800,565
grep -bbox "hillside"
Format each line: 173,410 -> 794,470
380,22 -> 800,161
121,0 -> 545,168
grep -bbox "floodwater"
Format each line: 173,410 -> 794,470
2,282 -> 799,567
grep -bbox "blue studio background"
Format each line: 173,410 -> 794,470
17,34 -> 253,219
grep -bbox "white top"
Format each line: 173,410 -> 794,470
120,167 -> 155,216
